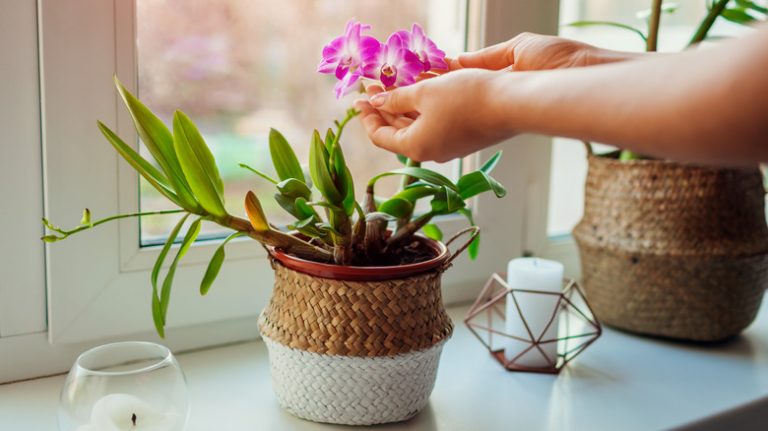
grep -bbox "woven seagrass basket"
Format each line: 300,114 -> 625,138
258,229 -> 476,425
573,146 -> 768,342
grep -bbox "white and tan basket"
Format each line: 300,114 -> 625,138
259,261 -> 454,425
259,230 -> 477,425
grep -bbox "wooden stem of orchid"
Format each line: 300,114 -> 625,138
225,215 -> 334,263
646,0 -> 663,52
689,0 -> 730,45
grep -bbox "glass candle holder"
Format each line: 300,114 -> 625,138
58,341 -> 188,431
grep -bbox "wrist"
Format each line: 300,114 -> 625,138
586,47 -> 648,65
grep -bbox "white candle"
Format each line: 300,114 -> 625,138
504,258 -> 564,367
75,393 -> 181,431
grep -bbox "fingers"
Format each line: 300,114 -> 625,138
369,84 -> 419,114
457,42 -> 515,70
354,99 -> 409,155
365,85 -> 415,128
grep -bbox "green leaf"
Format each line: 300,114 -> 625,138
239,163 -> 278,185
269,128 -> 305,182
151,213 -> 191,337
97,121 -> 183,208
160,217 -> 202,326
422,224 -> 443,241
736,0 -> 768,14
397,154 -> 409,165
325,128 -> 336,153
563,20 -> 647,42
480,150 -> 503,174
80,208 -> 92,227
200,231 -> 244,296
636,2 -> 680,20
379,197 -> 414,218
457,171 -> 507,199
276,178 -> 312,199
369,167 -> 458,191
458,208 -> 480,260
309,130 -> 343,204
392,185 -> 438,202
721,7 -> 757,24
173,111 -> 227,218
114,77 -> 198,209
431,186 -> 466,214
294,197 -> 319,220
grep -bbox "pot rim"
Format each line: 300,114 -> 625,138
268,233 -> 448,281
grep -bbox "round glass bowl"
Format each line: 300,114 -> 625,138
58,341 -> 188,431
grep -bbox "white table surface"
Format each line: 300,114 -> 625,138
2,303 -> 768,430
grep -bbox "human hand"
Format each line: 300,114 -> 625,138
454,32 -> 607,72
354,69 -> 514,162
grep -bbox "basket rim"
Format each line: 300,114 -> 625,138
268,233 -> 448,281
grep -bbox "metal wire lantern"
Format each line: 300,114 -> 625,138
464,273 -> 602,374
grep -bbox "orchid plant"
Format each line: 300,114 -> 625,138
42,21 -> 506,337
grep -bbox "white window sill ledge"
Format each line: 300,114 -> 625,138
2,303 -> 768,430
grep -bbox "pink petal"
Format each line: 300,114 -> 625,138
317,58 -> 337,74
335,62 -> 350,80
334,72 -> 361,99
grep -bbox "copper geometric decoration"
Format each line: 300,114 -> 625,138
464,273 -> 602,374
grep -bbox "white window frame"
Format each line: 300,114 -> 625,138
0,0 -> 562,383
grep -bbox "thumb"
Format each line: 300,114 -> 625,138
457,42 -> 514,70
369,85 -> 419,114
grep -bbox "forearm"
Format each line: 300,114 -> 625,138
492,26 -> 768,165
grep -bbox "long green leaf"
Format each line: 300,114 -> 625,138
151,213 -> 191,337
174,111 -> 224,197
269,128 -> 305,182
276,178 -> 312,199
458,208 -> 480,260
173,111 -> 227,218
160,217 -> 202,324
392,185 -> 438,202
563,21 -> 647,42
239,163 -> 278,184
736,0 -> 768,14
422,224 -> 443,241
309,130 -> 343,203
200,231 -> 244,296
379,197 -> 414,218
114,77 -> 198,210
369,167 -> 458,191
97,122 -> 182,208
721,7 -> 757,23
457,171 -> 507,199
431,186 -> 466,214
480,150 -> 503,174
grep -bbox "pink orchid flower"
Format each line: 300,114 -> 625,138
318,20 -> 379,98
362,33 -> 423,88
395,23 -> 448,72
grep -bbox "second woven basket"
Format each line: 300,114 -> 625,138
573,147 -> 768,341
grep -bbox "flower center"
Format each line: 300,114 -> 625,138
341,55 -> 354,67
381,63 -> 396,77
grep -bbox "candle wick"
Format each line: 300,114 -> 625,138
132,413 -> 137,426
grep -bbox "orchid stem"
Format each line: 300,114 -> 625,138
43,209 -> 186,242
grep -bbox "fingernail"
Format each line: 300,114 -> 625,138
370,93 -> 388,107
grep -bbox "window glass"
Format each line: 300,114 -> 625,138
136,0 -> 467,244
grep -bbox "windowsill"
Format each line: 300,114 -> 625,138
2,303 -> 768,430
